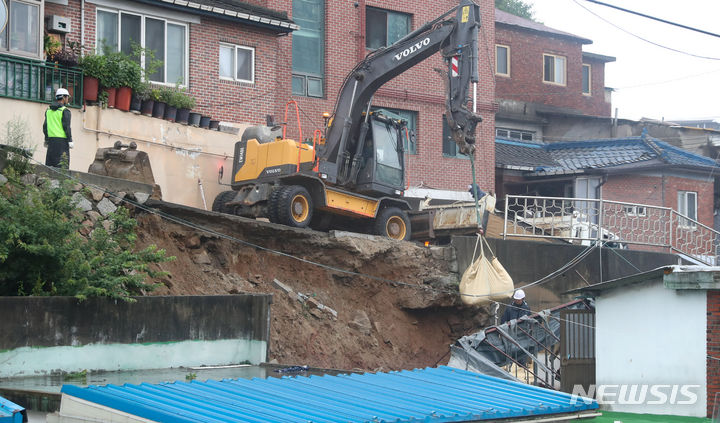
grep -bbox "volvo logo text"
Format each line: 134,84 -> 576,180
393,37 -> 430,61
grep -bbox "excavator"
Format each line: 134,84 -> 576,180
212,0 -> 482,240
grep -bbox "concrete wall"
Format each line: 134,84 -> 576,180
1,99 -> 246,210
595,281 -> 706,417
0,295 -> 271,377
452,236 -> 681,311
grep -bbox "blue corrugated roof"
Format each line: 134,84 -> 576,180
60,366 -> 598,422
0,396 -> 25,423
496,136 -> 719,174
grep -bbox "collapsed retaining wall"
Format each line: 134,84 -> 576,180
0,295 -> 271,377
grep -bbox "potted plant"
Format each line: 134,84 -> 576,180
209,119 -> 220,130
100,53 -> 122,108
78,53 -> 106,102
131,81 -> 149,114
44,34 -> 61,61
199,115 -> 211,129
151,88 -> 166,119
108,53 -> 141,111
188,110 -> 202,127
174,89 -> 195,125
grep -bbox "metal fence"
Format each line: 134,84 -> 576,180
0,54 -> 83,108
503,195 -> 720,265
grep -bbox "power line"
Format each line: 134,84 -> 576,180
573,0 -> 720,61
582,0 -> 720,40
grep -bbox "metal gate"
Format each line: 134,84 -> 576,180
560,309 -> 595,394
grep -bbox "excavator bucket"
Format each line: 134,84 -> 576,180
88,141 -> 156,186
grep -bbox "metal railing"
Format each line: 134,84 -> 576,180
503,194 -> 720,265
0,54 -> 83,108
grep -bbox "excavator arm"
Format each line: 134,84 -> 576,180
317,0 -> 482,187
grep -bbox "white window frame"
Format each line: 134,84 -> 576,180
495,44 -> 510,77
219,43 -> 255,84
582,64 -> 591,95
496,127 -> 533,141
95,7 -> 189,86
677,191 -> 698,229
1,0 -> 43,59
543,53 -> 566,86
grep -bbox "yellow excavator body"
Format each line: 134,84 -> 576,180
233,138 -> 316,183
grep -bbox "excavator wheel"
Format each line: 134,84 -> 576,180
374,207 -> 411,241
267,186 -> 283,223
276,185 -> 314,228
212,190 -> 238,214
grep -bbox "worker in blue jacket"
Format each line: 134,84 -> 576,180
501,289 -> 531,324
43,88 -> 73,168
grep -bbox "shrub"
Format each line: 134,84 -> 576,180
0,151 -> 174,301
78,53 -> 107,80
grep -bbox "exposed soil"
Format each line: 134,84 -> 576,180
134,201 -> 492,372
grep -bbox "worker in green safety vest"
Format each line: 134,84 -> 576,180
43,88 -> 73,168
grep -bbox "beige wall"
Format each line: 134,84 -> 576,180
0,98 -> 247,209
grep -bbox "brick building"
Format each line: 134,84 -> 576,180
493,9 -> 615,143
4,0 -> 496,194
495,135 -> 720,257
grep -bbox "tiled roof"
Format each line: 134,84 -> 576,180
60,366 -> 599,422
495,9 -> 592,44
145,0 -> 297,32
496,136 -> 719,175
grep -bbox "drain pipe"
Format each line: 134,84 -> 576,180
198,178 -> 208,210
81,0 -> 85,54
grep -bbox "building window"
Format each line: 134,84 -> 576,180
96,9 -> 187,85
442,116 -> 470,158
496,44 -> 509,76
0,0 -> 41,57
582,64 -> 591,95
219,44 -> 254,83
678,191 -> 697,228
543,54 -> 566,85
366,7 -> 410,49
292,0 -> 324,98
623,205 -> 646,217
371,107 -> 417,154
496,128 -> 533,141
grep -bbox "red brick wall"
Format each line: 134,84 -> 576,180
43,0 -> 496,192
708,290 -> 720,417
267,0 -> 496,191
495,24 -> 610,117
601,173 -> 714,254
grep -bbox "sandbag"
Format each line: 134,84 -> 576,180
460,235 -> 514,306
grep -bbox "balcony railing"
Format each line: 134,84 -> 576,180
503,195 -> 720,265
0,54 -> 83,108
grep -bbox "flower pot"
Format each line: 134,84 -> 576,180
152,101 -> 166,119
104,87 -> 117,108
199,116 -> 211,129
209,120 -> 220,130
83,76 -> 99,102
188,112 -> 202,127
176,108 -> 190,125
116,86 -> 132,111
130,93 -> 142,114
164,105 -> 177,122
141,99 -> 155,116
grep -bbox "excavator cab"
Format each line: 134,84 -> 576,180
355,109 -> 406,196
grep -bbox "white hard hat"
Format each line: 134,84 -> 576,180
56,88 -> 70,97
513,289 -> 526,300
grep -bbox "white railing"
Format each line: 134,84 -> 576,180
503,195 -> 720,265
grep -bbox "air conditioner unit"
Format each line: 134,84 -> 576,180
47,15 -> 71,33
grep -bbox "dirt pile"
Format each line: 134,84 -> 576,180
134,202 -> 492,371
